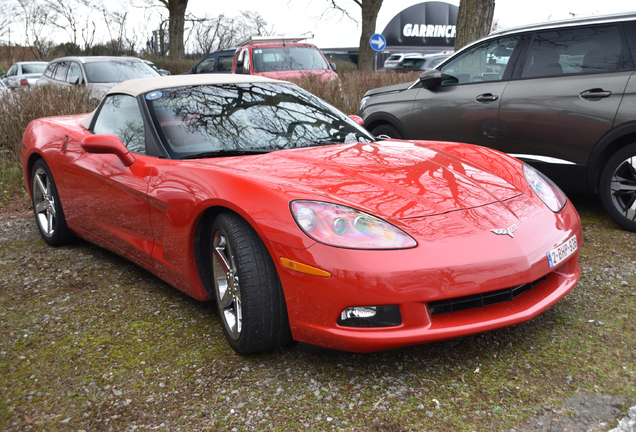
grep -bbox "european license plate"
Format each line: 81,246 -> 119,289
547,235 -> 578,268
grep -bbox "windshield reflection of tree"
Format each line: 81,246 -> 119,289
153,83 -> 368,154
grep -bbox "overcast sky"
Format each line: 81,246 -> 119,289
184,0 -> 634,49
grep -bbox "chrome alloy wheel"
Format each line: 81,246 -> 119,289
212,229 -> 242,340
609,156 -> 636,222
33,167 -> 57,237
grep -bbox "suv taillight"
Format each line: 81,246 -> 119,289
19,79 -> 29,86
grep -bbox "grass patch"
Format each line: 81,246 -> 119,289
0,194 -> 634,431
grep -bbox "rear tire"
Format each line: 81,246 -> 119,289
370,124 -> 403,139
31,159 -> 72,246
209,212 -> 292,354
599,144 -> 636,232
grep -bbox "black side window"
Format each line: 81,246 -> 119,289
440,36 -> 520,85
218,56 -> 233,71
43,63 -> 56,78
93,94 -> 146,154
195,57 -> 215,73
522,25 -> 630,78
623,20 -> 636,65
53,61 -> 70,81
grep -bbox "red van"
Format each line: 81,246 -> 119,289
232,36 -> 338,82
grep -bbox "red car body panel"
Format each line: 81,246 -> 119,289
21,113 -> 581,353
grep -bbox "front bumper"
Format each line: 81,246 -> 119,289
269,200 -> 581,353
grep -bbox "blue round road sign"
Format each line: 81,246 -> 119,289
369,33 -> 386,52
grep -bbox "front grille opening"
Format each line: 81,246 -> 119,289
428,275 -> 548,315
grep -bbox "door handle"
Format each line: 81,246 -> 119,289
475,93 -> 499,102
580,89 -> 611,101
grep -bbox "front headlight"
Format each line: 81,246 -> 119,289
290,200 -> 417,249
523,164 -> 567,212
359,95 -> 370,112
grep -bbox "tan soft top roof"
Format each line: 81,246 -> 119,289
80,74 -> 283,129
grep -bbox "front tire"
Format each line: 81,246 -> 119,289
599,144 -> 636,232
31,159 -> 72,246
370,124 -> 403,139
210,213 -> 292,354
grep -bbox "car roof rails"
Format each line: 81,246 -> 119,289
237,34 -> 315,47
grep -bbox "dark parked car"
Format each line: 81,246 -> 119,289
359,12 -> 636,232
143,60 -> 170,76
185,49 -> 236,74
394,53 -> 451,73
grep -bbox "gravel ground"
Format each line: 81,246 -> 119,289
1,194 -> 635,431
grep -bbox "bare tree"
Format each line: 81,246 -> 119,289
0,1 -> 14,40
454,0 -> 495,51
16,0 -> 56,58
189,11 -> 273,54
325,0 -> 383,71
80,13 -> 97,54
101,8 -> 141,55
153,0 -> 188,59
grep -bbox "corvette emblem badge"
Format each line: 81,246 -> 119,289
491,224 -> 518,238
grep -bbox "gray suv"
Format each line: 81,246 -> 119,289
359,12 -> 636,232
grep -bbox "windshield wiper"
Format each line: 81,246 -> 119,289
301,139 -> 345,148
181,149 -> 273,159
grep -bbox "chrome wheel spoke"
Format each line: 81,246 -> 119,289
35,174 -> 48,197
212,234 -> 231,274
35,201 -> 47,214
33,168 -> 56,237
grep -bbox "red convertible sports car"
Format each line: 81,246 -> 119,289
21,74 -> 581,354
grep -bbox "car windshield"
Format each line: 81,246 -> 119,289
252,47 -> 329,72
22,64 -> 47,74
84,60 -> 159,83
146,82 -> 374,159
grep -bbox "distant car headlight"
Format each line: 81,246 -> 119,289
359,95 -> 370,112
523,164 -> 567,212
290,200 -> 417,249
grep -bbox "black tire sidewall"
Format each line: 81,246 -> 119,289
210,212 -> 291,354
599,144 -> 636,232
370,124 -> 403,139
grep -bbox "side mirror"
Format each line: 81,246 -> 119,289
330,62 -> 337,72
68,76 -> 80,85
349,115 -> 364,127
235,60 -> 243,74
418,69 -> 443,89
81,134 -> 135,167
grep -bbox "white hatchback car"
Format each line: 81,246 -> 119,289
3,61 -> 48,89
37,56 -> 160,98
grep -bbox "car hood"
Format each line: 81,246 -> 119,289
363,81 -> 415,98
202,140 -> 522,220
255,69 -> 337,82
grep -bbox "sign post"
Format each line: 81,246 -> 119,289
369,33 -> 386,72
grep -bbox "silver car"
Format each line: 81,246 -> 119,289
37,56 -> 160,98
3,61 -> 48,89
